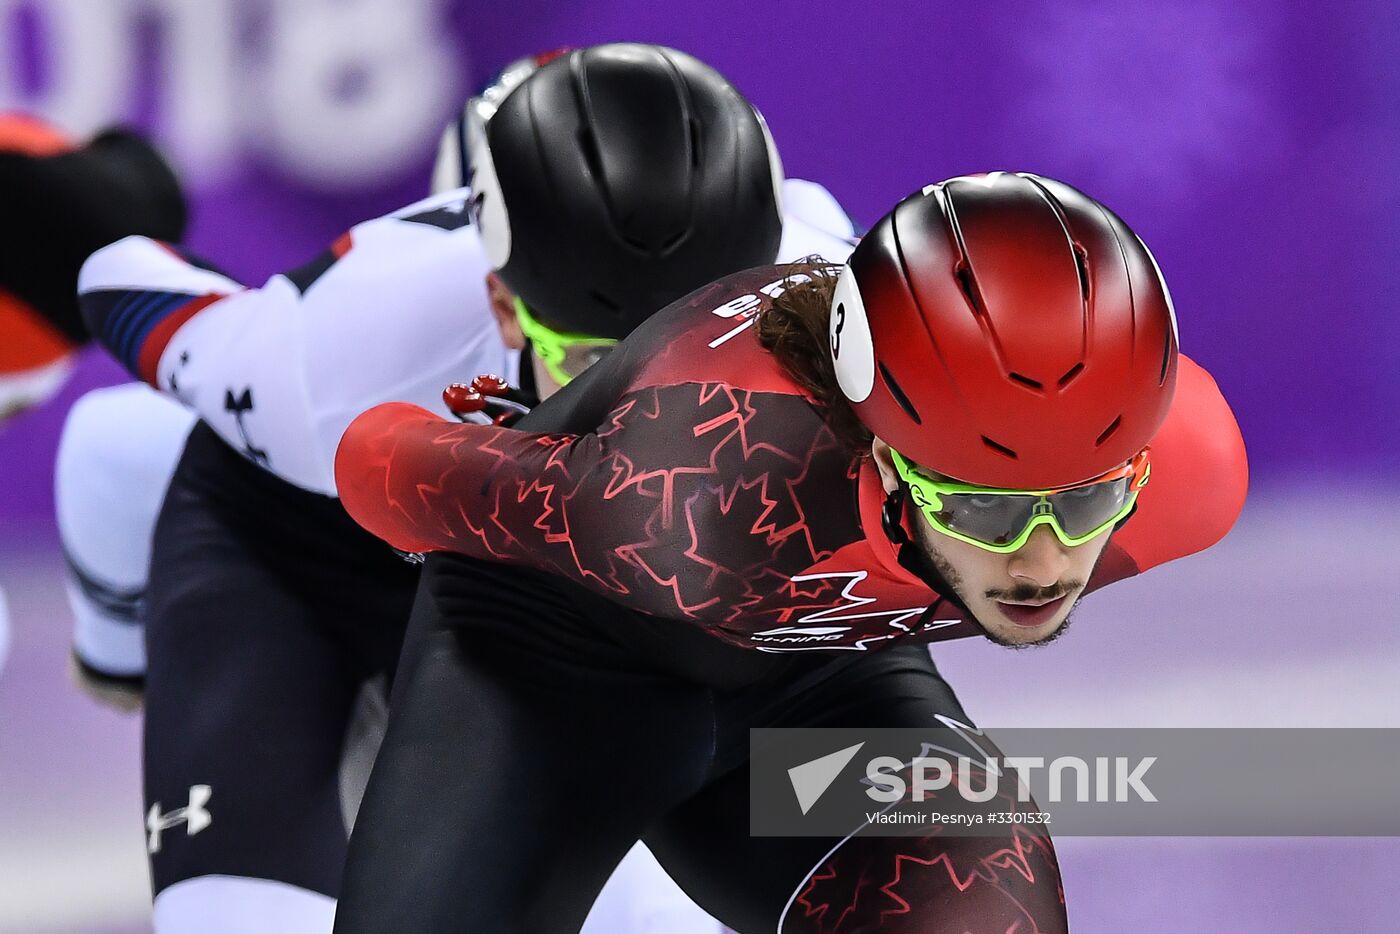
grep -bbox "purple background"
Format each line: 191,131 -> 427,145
2,2 -> 1398,931
4,0 -> 1400,526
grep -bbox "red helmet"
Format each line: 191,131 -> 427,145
831,172 -> 1178,490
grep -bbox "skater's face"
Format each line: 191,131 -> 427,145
484,272 -> 614,399
871,440 -> 1114,648
485,273 -> 561,399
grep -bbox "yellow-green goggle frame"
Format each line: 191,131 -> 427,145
513,298 -> 617,386
889,447 -> 1150,554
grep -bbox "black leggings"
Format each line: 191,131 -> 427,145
144,422 -> 418,897
334,555 -> 1067,933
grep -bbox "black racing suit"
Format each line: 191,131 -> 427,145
337,553 -> 1061,934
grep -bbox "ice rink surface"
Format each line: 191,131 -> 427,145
1,485 -> 1396,933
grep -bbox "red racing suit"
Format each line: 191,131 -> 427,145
336,263 -> 1248,653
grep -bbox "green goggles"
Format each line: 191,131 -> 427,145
889,448 -> 1151,554
513,298 -> 618,386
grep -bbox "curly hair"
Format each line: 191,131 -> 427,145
754,263 -> 872,457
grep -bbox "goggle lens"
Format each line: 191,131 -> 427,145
1050,477 -> 1131,538
894,450 -> 1146,553
933,491 -> 1041,547
556,343 -> 614,380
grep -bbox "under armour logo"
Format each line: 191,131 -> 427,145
147,784 -> 213,853
224,387 -> 269,466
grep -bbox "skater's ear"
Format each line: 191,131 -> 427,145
487,272 -> 525,350
871,438 -> 900,494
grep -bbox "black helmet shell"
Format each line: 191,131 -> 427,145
466,43 -> 784,338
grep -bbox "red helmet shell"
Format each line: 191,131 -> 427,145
832,173 -> 1178,489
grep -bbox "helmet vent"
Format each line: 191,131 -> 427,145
688,116 -> 703,168
981,436 -> 1018,460
878,362 -> 922,425
590,289 -> 622,312
1158,333 -> 1172,385
953,262 -> 988,321
1096,415 -> 1123,447
576,126 -> 606,185
1008,372 -> 1044,393
1058,362 -> 1084,388
1072,244 -> 1091,304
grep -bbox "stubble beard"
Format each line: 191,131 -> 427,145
921,538 -> 1084,650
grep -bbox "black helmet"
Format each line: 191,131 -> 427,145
431,49 -> 569,196
461,43 -> 785,339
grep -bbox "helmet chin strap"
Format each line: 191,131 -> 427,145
880,483 -> 971,618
